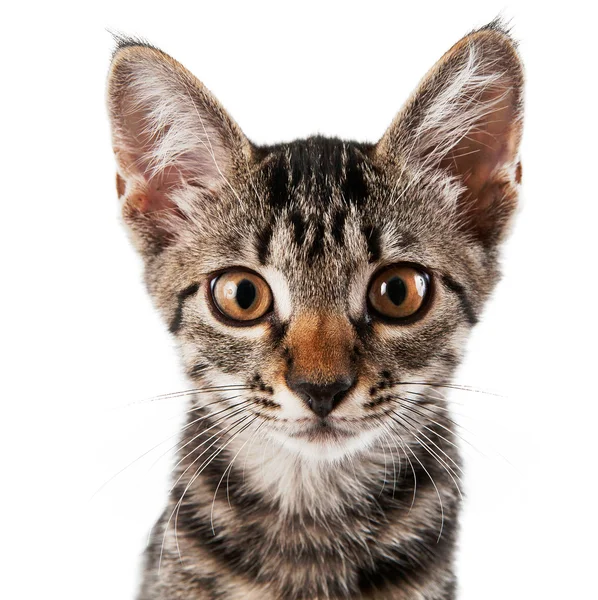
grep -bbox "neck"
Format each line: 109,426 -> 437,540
143,397 -> 461,600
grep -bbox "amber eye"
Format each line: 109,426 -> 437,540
368,264 -> 430,321
211,270 -> 273,323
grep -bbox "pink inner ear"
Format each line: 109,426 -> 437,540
115,102 -> 184,214
138,167 -> 182,215
129,188 -> 175,215
440,87 -> 519,201
112,76 -> 234,217
115,141 -> 181,215
120,183 -> 179,221
108,44 -> 250,253
434,79 -> 522,244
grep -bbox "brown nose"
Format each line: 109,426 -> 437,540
287,376 -> 354,418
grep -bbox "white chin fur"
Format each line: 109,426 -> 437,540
268,425 -> 382,463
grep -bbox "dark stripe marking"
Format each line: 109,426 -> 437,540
255,222 -> 273,265
439,350 -> 459,369
261,137 -> 373,210
188,362 -> 209,378
342,147 -> 368,205
441,275 -> 478,326
308,218 -> 325,259
169,283 -> 200,333
268,153 -> 290,209
357,516 -> 456,594
290,210 -> 306,246
269,317 -> 289,348
362,224 -> 382,262
331,208 -> 347,245
173,494 -> 264,581
350,314 -> 373,342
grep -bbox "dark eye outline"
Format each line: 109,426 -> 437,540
207,267 -> 274,327
366,262 -> 434,325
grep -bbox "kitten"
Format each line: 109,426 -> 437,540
107,20 -> 523,600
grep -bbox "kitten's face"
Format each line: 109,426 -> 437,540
150,142 -> 482,459
107,28 -> 523,460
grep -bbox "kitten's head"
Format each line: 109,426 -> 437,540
107,22 -> 523,461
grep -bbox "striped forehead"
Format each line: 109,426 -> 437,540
261,136 -> 374,211
253,200 -> 382,274
253,136 -> 381,265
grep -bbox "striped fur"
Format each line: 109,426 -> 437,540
107,19 -> 524,600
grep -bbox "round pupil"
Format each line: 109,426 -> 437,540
385,276 -> 407,306
235,279 -> 256,310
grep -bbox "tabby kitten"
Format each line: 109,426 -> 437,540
107,21 -> 523,600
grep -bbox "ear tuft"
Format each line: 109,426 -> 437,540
475,16 -> 516,39
377,23 -> 524,246
109,32 -> 157,56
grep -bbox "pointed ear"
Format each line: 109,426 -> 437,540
376,23 -> 524,246
106,40 -> 250,251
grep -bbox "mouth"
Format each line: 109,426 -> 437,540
289,418 -> 356,442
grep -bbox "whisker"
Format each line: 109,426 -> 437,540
242,417 -> 268,483
394,407 -> 463,477
231,418 -> 266,504
395,395 -> 489,458
126,385 -> 252,406
394,393 -> 514,470
172,416 -> 258,564
394,395 -> 469,437
148,398 -> 255,471
176,393 -> 251,418
385,415 -> 446,541
211,418 -> 267,533
391,386 -> 467,408
169,406 -> 256,490
91,395 -> 250,499
379,428 -> 398,498
389,399 -> 462,459
389,411 -> 464,502
388,380 -> 501,397
159,413 -> 254,571
373,414 -> 418,511
259,430 -> 278,502
379,437 -> 389,497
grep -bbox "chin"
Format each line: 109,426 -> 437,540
270,419 -> 382,462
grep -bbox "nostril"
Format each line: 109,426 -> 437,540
288,377 -> 355,418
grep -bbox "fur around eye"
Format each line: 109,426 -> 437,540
210,270 -> 273,323
368,264 -> 430,321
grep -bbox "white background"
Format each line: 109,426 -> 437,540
2,1 -> 597,598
